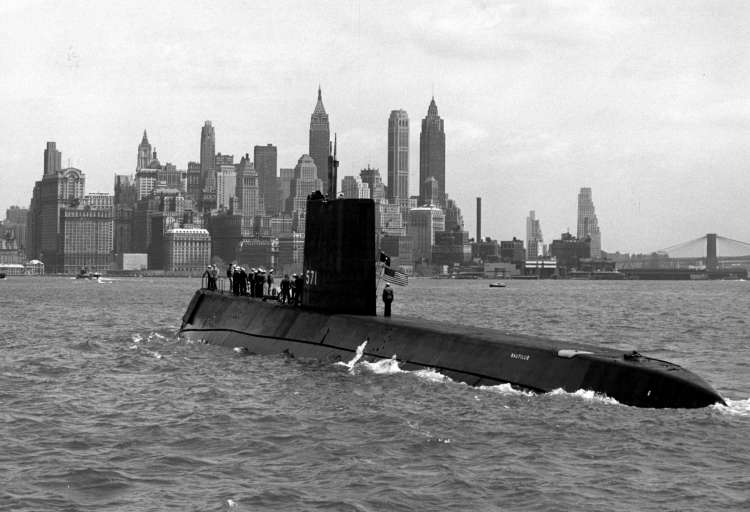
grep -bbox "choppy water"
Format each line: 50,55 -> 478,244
1,276 -> 749,511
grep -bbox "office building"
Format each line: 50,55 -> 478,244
341,175 -> 370,199
387,110 -> 409,208
407,206 -> 445,263
255,144 -> 279,214
577,187 -> 601,258
526,210 -> 544,259
164,228 -> 211,272
360,165 -> 386,203
309,87 -> 331,192
27,142 -> 86,272
419,97 -> 446,207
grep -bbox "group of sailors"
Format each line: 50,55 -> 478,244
214,264 -> 305,305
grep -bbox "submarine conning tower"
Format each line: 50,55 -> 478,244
302,197 -> 377,315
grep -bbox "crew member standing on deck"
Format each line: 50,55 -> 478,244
226,264 -> 234,291
382,284 -> 394,317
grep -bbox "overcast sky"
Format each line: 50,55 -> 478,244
2,0 -> 749,254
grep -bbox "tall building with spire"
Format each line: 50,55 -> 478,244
577,187 -> 601,258
309,87 -> 330,193
137,130 -> 151,171
419,97 -> 445,207
200,121 -> 216,210
387,109 -> 409,208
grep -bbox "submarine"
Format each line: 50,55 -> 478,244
180,197 -> 725,409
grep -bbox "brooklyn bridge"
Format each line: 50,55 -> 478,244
618,234 -> 750,279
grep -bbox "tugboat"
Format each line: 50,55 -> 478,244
179,196 -> 725,409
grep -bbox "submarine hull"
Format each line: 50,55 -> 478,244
180,289 -> 725,409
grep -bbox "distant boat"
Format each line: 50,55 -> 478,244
0,272 -> 6,279
489,282 -> 506,288
75,269 -> 101,280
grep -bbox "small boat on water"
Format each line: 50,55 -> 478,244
489,282 -> 506,288
75,268 -> 101,280
0,272 -> 6,279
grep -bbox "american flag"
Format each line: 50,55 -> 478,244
383,267 -> 408,286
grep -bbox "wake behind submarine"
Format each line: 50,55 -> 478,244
180,197 -> 725,408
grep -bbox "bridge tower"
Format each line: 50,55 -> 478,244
706,233 -> 718,271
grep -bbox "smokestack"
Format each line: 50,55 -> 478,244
476,197 -> 482,242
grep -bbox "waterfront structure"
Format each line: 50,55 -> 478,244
379,235 -> 413,273
500,239 -> 526,267
577,187 -> 601,258
360,166 -> 386,203
473,237 -> 500,263
27,142 -> 86,272
309,87 -> 330,192
526,210 -> 544,259
255,144 -> 279,214
550,232 -> 591,271
341,175 -> 370,199
419,97 -> 446,207
407,205 -> 445,264
164,228 -> 211,272
387,110 -> 410,208
432,230 -> 471,267
60,196 -> 114,274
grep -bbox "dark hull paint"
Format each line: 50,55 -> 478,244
180,290 -> 725,408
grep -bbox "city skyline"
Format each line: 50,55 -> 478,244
3,1 -> 750,254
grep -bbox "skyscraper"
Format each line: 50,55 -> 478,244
28,142 -> 86,272
309,87 -> 330,192
577,187 -> 601,258
419,97 -> 445,207
137,130 -> 151,171
387,109 -> 409,207
526,210 -> 544,259
254,144 -> 279,214
200,121 -> 216,210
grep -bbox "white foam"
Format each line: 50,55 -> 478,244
547,387 -> 620,405
713,397 -> 750,416
131,334 -> 143,344
478,382 -> 535,397
412,368 -> 452,384
360,355 -> 403,375
335,339 -> 368,369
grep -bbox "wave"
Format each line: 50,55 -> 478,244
712,397 -> 750,416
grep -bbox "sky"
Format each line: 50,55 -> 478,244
2,0 -> 750,254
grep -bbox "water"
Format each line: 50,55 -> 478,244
1,276 -> 749,511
